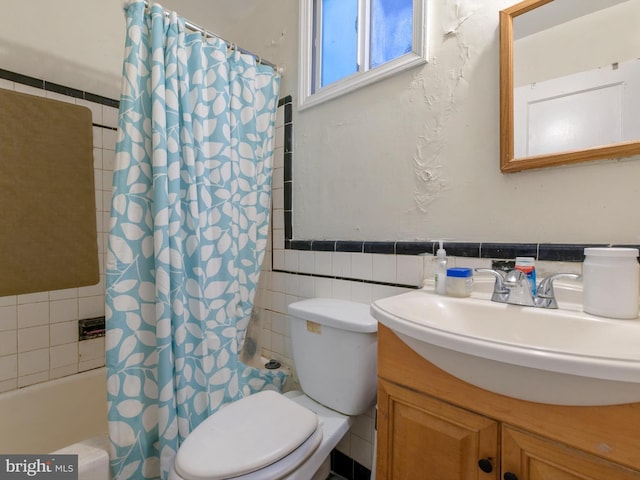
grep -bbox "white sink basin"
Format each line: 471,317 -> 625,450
371,286 -> 640,406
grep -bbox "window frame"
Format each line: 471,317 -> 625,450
298,0 -> 429,111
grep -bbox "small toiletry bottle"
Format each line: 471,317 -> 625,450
434,241 -> 448,295
515,257 -> 537,295
446,267 -> 474,297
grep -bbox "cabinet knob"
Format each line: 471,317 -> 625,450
478,458 -> 493,473
504,473 -> 518,480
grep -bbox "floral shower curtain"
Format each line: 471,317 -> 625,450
105,2 -> 286,479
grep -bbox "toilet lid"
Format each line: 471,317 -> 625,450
174,390 -> 319,480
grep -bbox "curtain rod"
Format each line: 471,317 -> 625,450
138,1 -> 280,72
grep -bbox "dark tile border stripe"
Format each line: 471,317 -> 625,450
0,69 -> 120,108
285,240 -> 640,263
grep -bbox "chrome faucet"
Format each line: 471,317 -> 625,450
475,269 -> 582,309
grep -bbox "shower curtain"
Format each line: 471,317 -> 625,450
106,2 -> 286,479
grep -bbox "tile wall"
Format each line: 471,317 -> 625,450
0,71 -> 115,392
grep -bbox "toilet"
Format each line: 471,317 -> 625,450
169,298 -> 378,480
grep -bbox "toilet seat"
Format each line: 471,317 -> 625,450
173,391 -> 320,480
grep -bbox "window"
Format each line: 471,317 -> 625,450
299,0 -> 428,109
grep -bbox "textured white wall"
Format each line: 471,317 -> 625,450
291,0 -> 640,243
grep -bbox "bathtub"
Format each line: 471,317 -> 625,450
0,367 -> 109,479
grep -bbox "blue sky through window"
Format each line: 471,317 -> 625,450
320,0 -> 413,88
371,0 -> 413,68
321,0 -> 358,87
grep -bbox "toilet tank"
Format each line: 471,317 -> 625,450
288,298 -> 378,416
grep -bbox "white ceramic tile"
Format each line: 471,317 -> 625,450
273,229 -> 285,250
275,124 -> 285,149
271,272 -> 286,293
91,148 -> 103,171
17,292 -> 48,304
0,296 -> 16,307
285,274 -> 299,296
332,252 -> 351,278
0,355 -> 17,382
314,252 -> 332,276
272,187 -> 284,210
336,434 -> 351,456
351,253 -> 373,281
50,320 -> 78,346
350,282 -> 373,305
103,129 -> 118,150
50,364 -> 79,380
92,126 -> 103,148
102,168 -> 114,191
372,254 -> 396,284
272,312 -> 287,335
331,279 -> 352,300
0,331 -> 17,357
271,332 -> 284,356
276,106 -> 284,128
314,277 -> 332,298
95,189 -> 104,213
272,167 -> 284,190
18,371 -> 49,388
79,357 -> 105,372
273,145 -> 284,170
0,378 -> 17,393
298,251 -> 315,274
272,250 -> 285,270
50,343 -> 78,369
351,413 -> 374,442
18,348 -> 49,376
271,292 -> 285,314
284,250 -> 299,271
371,284 -> 398,302
396,255 -> 424,287
103,148 -> 116,172
0,306 -> 17,332
260,327 -> 272,352
17,302 -> 49,328
272,207 -> 284,230
78,296 -> 105,319
14,84 -> 45,97
45,90 -> 75,104
102,105 -> 119,128
18,325 -> 49,353
298,276 -> 315,299
350,433 -> 374,470
50,299 -> 78,323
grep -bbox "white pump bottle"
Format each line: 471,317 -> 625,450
434,241 -> 448,295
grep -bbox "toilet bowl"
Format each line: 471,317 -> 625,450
169,298 -> 377,480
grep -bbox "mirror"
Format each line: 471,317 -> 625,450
500,0 -> 640,172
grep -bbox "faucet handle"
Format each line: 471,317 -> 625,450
474,268 -> 510,301
536,273 -> 582,308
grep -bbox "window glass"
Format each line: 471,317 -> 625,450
299,0 -> 427,109
370,0 -> 413,68
321,0 -> 359,87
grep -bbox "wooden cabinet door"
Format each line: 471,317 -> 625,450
377,379 -> 499,480
502,426 -> 640,480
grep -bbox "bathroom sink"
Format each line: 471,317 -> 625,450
371,286 -> 640,406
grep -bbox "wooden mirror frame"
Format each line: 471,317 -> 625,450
499,0 -> 640,173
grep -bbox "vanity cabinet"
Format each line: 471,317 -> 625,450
376,325 -> 640,480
